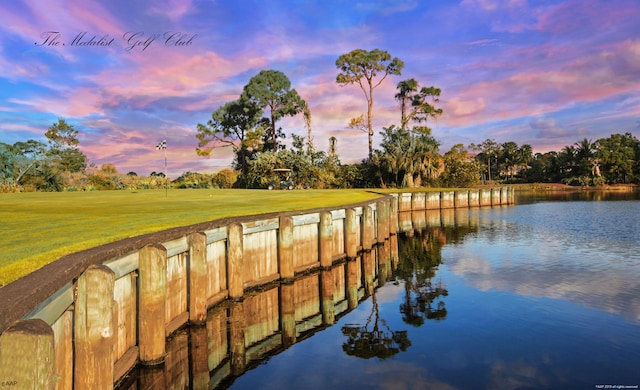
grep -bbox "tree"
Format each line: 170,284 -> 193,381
574,138 -> 597,177
1,140 -> 47,184
499,141 -> 519,179
469,139 -> 500,182
395,79 -> 443,131
196,96 -> 265,177
45,119 -> 87,173
242,70 -> 306,152
526,151 -> 561,183
377,125 -> 441,187
336,49 -> 404,160
596,133 -> 639,184
441,144 -> 482,187
303,105 -> 315,161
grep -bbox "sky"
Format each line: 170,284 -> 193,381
1,0 -> 639,177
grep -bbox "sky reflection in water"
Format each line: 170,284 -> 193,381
231,195 -> 640,390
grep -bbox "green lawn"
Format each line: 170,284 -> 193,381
0,188 -> 383,286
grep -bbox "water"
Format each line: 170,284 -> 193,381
230,193 -> 640,390
122,191 -> 640,389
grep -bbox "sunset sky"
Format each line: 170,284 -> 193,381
1,0 -> 639,176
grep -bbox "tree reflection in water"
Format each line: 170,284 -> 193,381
341,223 -> 467,359
397,228 -> 449,327
341,290 -> 411,359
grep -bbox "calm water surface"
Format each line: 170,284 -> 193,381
229,192 -> 640,390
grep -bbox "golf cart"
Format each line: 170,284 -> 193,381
268,168 -> 295,190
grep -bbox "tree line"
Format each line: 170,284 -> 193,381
195,48 -> 640,189
2,49 -> 639,192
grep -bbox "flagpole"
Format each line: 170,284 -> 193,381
156,139 -> 168,197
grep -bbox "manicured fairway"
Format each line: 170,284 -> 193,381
0,189 -> 382,286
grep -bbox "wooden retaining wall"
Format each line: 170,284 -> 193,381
0,188 -> 513,389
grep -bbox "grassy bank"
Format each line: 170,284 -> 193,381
1,188 -> 382,287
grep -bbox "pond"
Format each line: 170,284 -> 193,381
122,191 -> 640,390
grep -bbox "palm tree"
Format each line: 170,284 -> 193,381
395,79 -> 419,130
574,138 -> 597,177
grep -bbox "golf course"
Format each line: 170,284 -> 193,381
0,188 -> 385,287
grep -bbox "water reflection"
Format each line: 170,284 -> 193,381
516,189 -> 640,204
117,197 -> 640,389
397,228 -> 450,326
341,290 -> 411,359
445,200 -> 640,322
118,236 -> 402,389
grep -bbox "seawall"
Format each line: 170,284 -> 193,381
0,187 -> 514,388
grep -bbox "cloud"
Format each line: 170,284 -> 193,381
465,39 -> 499,47
148,0 -> 194,21
529,117 -> 573,138
445,97 -> 487,117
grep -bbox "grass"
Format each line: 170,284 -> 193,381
0,188 -> 383,287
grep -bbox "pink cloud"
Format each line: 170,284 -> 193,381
442,38 -> 640,128
8,87 -> 105,117
1,0 -> 125,43
90,50 -> 269,108
149,0 -> 194,21
534,0 -> 637,34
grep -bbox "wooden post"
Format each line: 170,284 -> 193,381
491,188 -> 501,206
362,205 -> 374,251
346,258 -> 359,309
319,211 -> 333,268
0,319 -> 54,389
479,188 -> 491,207
345,208 -> 358,259
411,192 -> 426,211
279,216 -> 294,281
227,223 -> 244,299
280,283 -> 296,347
426,191 -> 441,210
398,192 -> 412,212
500,187 -> 509,205
138,244 -> 167,365
440,191 -> 455,209
189,232 -> 208,325
320,269 -> 335,325
75,264 -> 115,389
454,190 -> 469,208
469,189 -> 480,207
389,195 -> 398,235
229,302 -> 246,376
376,199 -> 389,241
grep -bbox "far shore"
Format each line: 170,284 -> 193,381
478,183 -> 638,192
